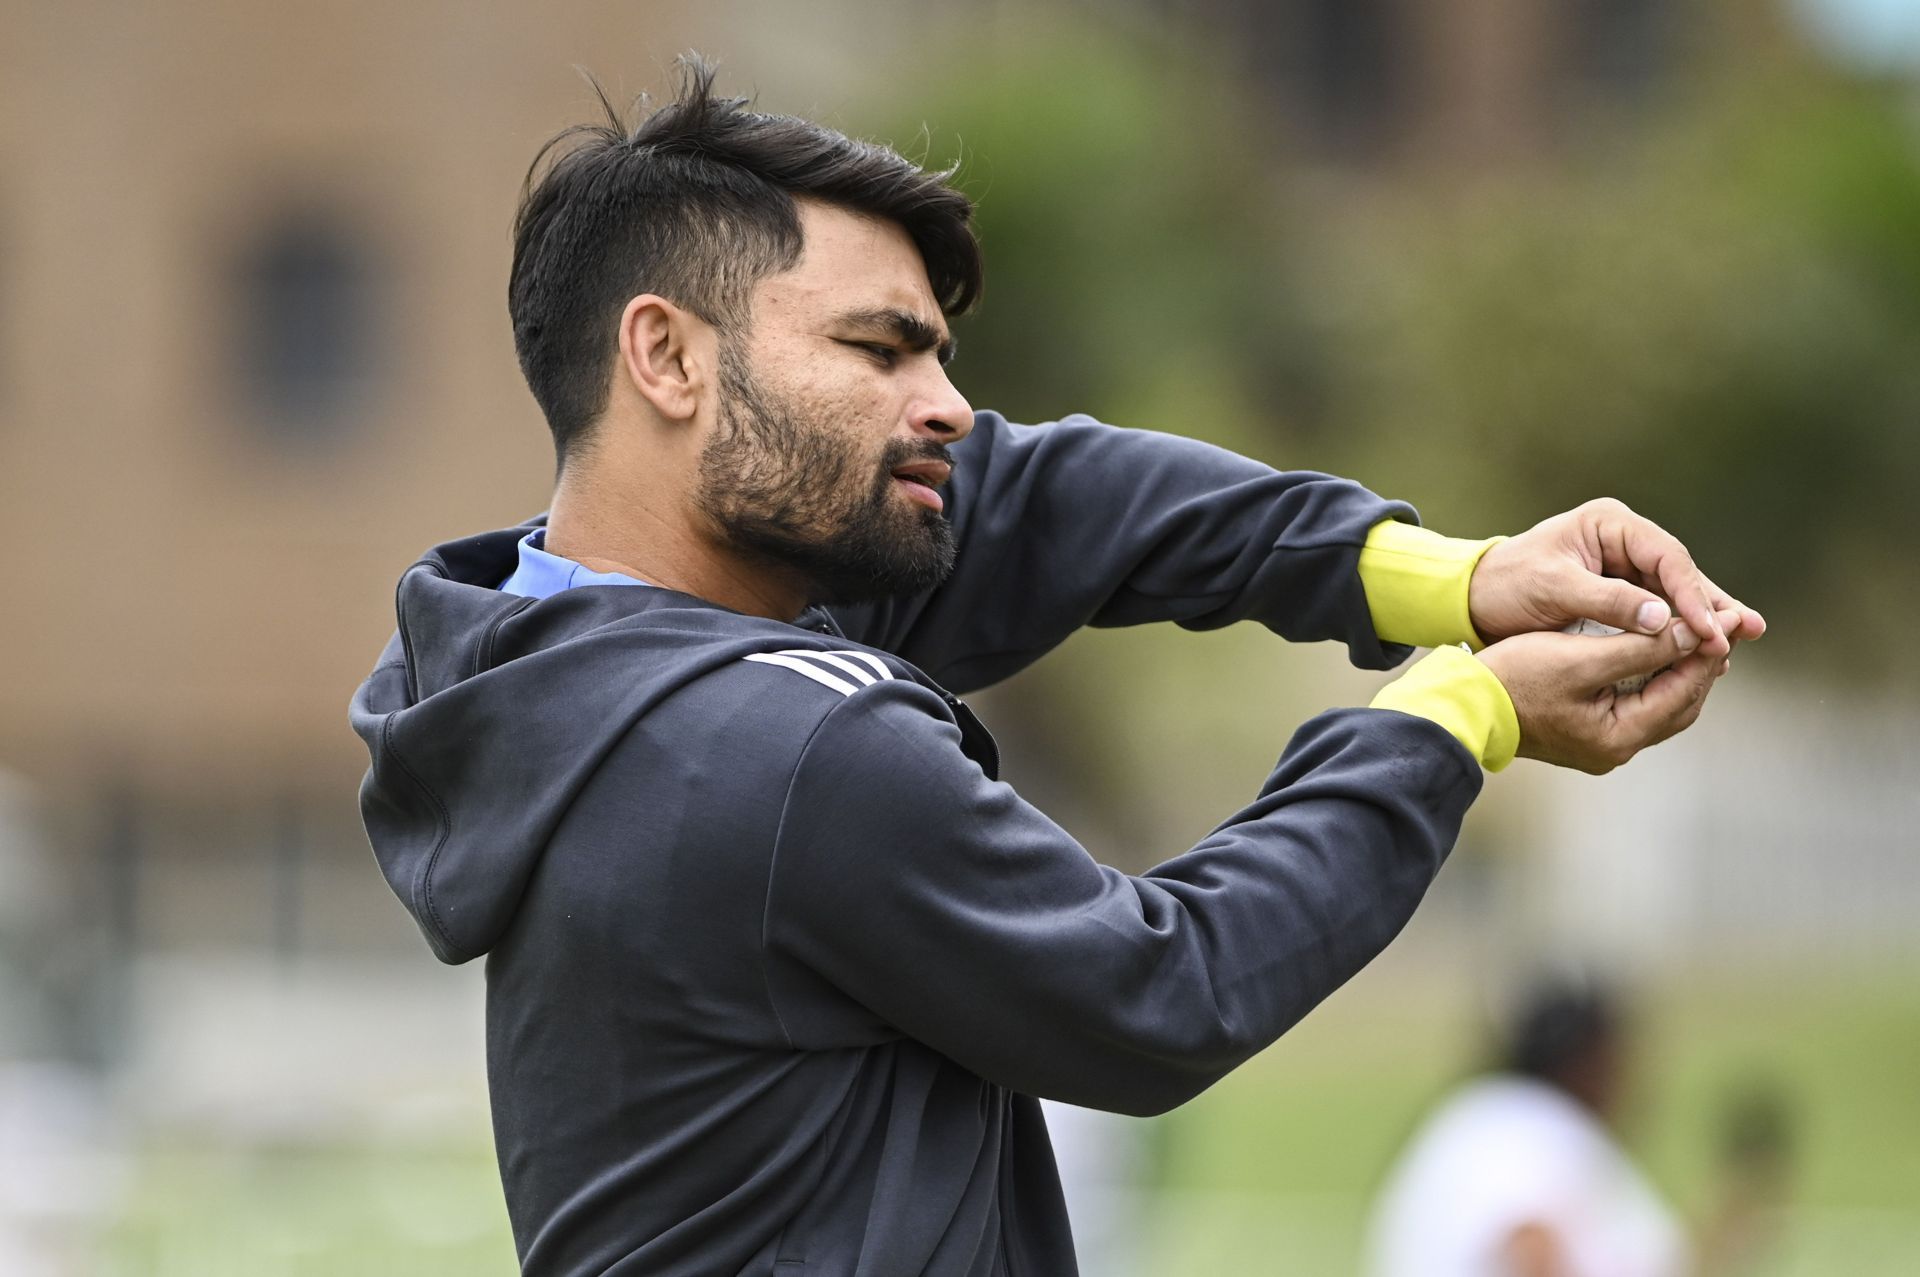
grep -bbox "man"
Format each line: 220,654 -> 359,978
1368,979 -> 1794,1277
1367,980 -> 1680,1277
350,59 -> 1763,1276
1368,981 -> 1669,1277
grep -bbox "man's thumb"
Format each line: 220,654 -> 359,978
1573,575 -> 1671,635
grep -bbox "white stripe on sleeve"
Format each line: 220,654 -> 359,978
831,650 -> 893,682
774,649 -> 881,686
742,653 -> 860,697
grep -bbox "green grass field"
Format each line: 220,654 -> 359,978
1141,966 -> 1920,1275
102,968 -> 1919,1276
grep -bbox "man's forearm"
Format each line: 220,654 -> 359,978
832,411 -> 1418,690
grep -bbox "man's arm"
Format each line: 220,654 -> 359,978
766,574 -> 1719,1111
828,411 -> 1418,692
1500,1222 -> 1572,1277
762,678 -> 1481,1115
829,414 -> 1765,698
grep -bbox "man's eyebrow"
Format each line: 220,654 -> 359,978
838,307 -> 958,365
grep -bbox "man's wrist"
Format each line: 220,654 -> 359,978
1369,643 -> 1520,772
1359,519 -> 1505,651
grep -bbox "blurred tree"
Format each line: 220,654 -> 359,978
1312,52 -> 1920,683
876,21 -> 1324,459
878,12 -> 1917,686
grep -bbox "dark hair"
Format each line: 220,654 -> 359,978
509,55 -> 984,463
1502,979 -> 1619,1085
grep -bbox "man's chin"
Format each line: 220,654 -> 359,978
808,551 -> 955,607
807,523 -> 956,606
719,512 -> 955,608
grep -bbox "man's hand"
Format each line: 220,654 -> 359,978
1469,499 -> 1766,658
1478,608 -> 1745,774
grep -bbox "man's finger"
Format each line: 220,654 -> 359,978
1611,648 -> 1720,746
1564,569 -> 1673,635
1574,621 -> 1701,687
1700,572 -> 1767,640
1595,506 -> 1728,656
1643,543 -> 1727,657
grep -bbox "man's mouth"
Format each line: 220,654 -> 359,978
889,459 -> 951,513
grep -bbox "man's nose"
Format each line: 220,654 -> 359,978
912,370 -> 974,444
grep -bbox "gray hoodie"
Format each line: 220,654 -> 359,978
350,411 -> 1482,1276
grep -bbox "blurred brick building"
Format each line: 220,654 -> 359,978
0,2 -> 738,974
1183,0 -> 1697,164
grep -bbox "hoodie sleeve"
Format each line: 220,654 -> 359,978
760,679 -> 1479,1117
827,412 -> 1418,694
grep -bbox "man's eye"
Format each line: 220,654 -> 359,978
855,342 -> 899,366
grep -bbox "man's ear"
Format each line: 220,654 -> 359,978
617,294 -> 709,422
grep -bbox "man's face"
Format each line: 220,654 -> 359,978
693,201 -> 975,606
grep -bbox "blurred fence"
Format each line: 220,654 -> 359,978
1527,679 -> 1920,971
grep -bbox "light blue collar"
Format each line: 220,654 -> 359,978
497,528 -> 652,599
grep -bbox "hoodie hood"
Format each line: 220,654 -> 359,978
348,520 -> 840,964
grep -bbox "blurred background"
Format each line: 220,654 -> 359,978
0,0 -> 1915,1273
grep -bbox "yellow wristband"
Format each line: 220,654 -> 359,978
1370,644 -> 1520,772
1359,520 -> 1505,651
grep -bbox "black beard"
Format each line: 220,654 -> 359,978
695,343 -> 957,607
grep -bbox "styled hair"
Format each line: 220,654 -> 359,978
509,55 -> 983,463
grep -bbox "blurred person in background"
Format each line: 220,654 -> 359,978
1697,1082 -> 1796,1276
349,58 -> 1764,1276
1366,978 -> 1792,1277
1039,1098 -> 1157,1277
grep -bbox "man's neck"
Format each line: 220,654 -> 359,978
543,490 -> 808,622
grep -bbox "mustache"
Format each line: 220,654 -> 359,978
880,439 -> 956,472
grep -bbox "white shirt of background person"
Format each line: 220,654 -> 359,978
1366,1074 -> 1687,1277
